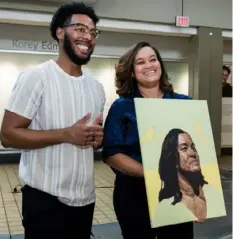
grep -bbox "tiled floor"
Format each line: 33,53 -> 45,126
219,156 -> 232,171
0,157 -> 232,236
0,161 -> 117,235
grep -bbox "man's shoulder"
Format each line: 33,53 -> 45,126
84,72 -> 105,92
19,60 -> 51,79
84,72 -> 99,83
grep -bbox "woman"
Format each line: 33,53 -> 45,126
102,41 -> 194,239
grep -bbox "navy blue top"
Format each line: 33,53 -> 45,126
102,88 -> 191,176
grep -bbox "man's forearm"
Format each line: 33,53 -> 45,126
1,128 -> 68,149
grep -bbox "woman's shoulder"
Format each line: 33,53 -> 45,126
165,92 -> 192,100
107,97 -> 134,116
111,97 -> 134,108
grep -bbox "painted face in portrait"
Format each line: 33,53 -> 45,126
177,133 -> 201,173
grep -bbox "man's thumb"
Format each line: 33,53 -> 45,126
78,113 -> 91,124
94,113 -> 102,125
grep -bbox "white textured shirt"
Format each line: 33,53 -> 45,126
6,60 -> 106,206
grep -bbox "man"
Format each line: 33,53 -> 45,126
222,65 -> 232,97
0,2 -> 105,239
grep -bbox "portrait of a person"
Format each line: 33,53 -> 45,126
152,128 -> 226,228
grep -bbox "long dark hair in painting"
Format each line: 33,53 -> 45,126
158,128 -> 208,205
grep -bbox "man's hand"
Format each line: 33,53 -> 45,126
92,113 -> 104,149
64,113 -> 102,147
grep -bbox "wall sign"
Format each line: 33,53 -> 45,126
0,39 -> 58,53
175,16 -> 190,27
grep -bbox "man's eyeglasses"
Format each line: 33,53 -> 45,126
62,23 -> 100,40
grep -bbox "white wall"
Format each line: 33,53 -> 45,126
83,58 -> 119,121
223,40 -> 232,63
223,39 -> 232,85
95,32 -> 190,60
0,35 -> 231,149
0,26 -> 192,143
165,62 -> 189,95
0,23 -> 190,60
0,53 -> 55,131
0,53 -> 189,132
0,53 -> 119,134
0,23 -> 231,61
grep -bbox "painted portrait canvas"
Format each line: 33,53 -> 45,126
134,99 -> 227,228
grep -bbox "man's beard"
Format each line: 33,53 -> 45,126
63,34 -> 93,66
179,168 -> 207,196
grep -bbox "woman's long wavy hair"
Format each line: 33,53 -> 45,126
115,41 -> 173,97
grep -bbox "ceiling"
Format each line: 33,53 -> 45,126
0,0 -> 97,13
38,0 -> 96,3
5,0 -> 96,3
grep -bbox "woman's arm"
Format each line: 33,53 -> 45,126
102,99 -> 143,177
106,153 -> 144,177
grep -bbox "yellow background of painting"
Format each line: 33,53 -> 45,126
144,162 -> 223,219
134,99 -> 226,222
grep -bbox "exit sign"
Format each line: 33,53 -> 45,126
176,16 -> 190,27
